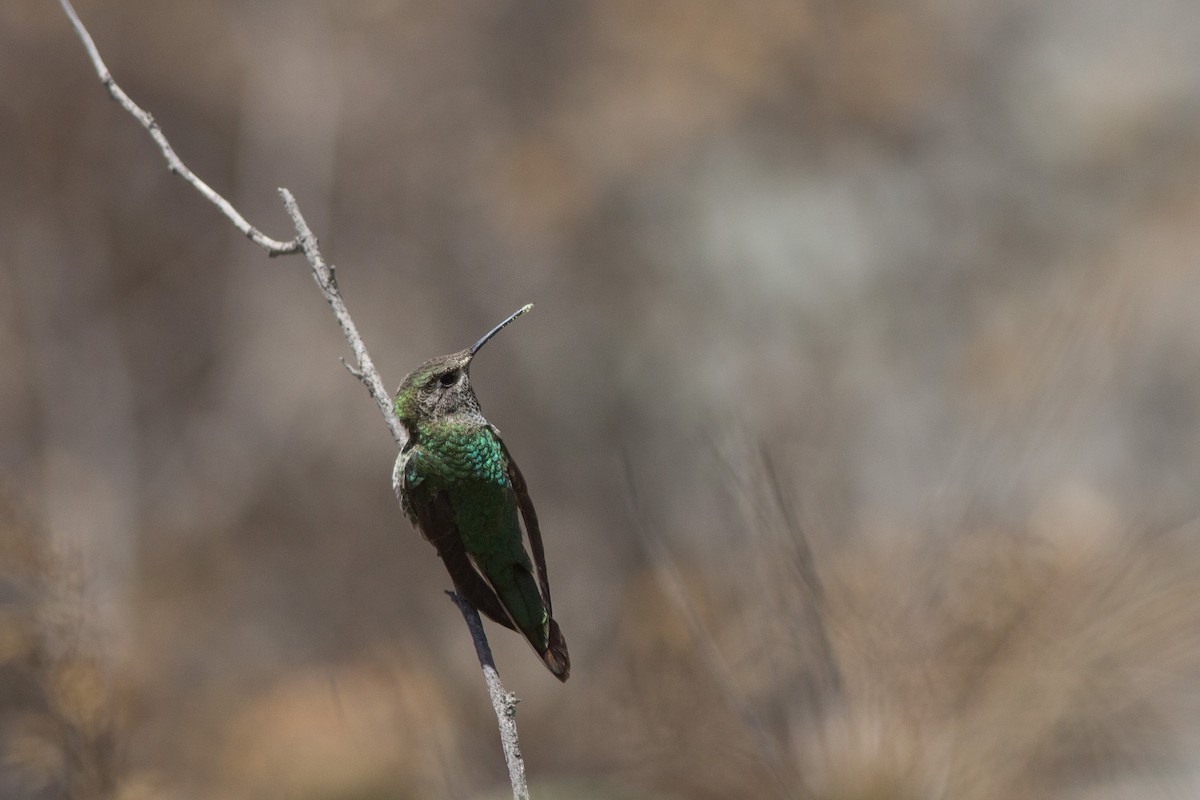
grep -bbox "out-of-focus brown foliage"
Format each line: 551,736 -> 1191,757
0,489 -> 128,799
4,1 -> 1200,798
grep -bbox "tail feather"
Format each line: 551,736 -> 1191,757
540,618 -> 570,682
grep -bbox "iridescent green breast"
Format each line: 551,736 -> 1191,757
409,422 -> 508,487
401,423 -> 520,552
395,421 -> 551,655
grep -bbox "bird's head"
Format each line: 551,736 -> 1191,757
393,304 -> 532,435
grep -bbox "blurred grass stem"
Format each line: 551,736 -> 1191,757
622,455 -> 801,799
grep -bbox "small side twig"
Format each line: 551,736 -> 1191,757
58,1 -> 533,794
448,592 -> 530,800
277,189 -> 406,448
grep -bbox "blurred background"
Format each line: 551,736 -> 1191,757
4,1 -> 1200,797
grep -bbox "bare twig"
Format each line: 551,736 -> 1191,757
57,0 -> 299,255
278,189 -> 406,448
58,0 -> 535,793
449,592 -> 530,800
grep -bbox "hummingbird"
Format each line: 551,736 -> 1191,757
391,304 -> 570,681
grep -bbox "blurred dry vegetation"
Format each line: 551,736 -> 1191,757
3,0 -> 1200,798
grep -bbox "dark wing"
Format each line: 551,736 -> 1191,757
404,471 -> 517,632
496,432 -> 570,681
496,432 -> 553,615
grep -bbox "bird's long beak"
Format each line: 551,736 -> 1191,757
469,303 -> 534,357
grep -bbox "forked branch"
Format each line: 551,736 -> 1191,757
57,2 -> 528,797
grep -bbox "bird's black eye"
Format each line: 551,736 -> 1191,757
438,370 -> 459,387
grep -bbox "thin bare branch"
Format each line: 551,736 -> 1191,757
57,0 -> 300,255
57,2 -> 537,794
448,592 -> 530,800
278,189 -> 407,448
